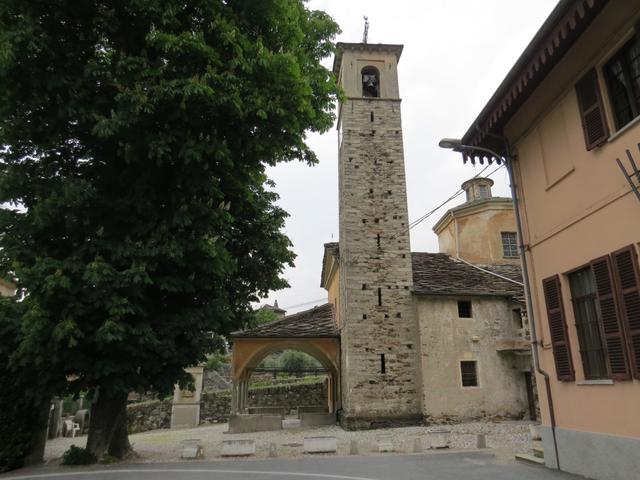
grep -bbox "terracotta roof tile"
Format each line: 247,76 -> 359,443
231,303 -> 338,338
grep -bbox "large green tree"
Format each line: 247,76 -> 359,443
0,0 -> 339,461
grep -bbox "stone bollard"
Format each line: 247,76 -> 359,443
181,439 -> 204,459
350,440 -> 359,455
268,442 -> 277,458
476,434 -> 487,449
413,437 -> 423,453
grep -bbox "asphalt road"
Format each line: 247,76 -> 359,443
2,453 -> 585,480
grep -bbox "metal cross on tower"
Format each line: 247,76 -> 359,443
363,16 -> 369,44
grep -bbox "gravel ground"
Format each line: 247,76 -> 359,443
44,420 -> 539,465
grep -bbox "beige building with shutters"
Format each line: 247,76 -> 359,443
450,1 -> 640,479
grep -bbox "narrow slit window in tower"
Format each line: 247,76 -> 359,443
377,288 -> 382,306
380,354 -> 386,374
376,234 -> 381,247
370,112 -> 374,122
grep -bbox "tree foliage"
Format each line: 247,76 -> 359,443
0,0 -> 339,461
249,307 -> 279,328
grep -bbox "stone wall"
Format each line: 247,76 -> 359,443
417,295 -> 530,422
248,381 -> 327,414
127,399 -> 171,434
199,391 -> 231,425
127,380 -> 327,432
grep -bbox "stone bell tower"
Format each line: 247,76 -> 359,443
334,43 -> 422,428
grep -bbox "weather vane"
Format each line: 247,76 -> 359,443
363,16 -> 369,44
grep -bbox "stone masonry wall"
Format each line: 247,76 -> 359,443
248,381 -> 327,414
338,94 -> 422,428
200,381 -> 326,425
127,399 -> 171,434
127,381 -> 327,432
199,391 -> 232,425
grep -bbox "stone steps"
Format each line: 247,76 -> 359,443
533,446 -> 544,459
515,453 -> 545,465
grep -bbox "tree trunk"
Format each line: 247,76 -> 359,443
107,397 -> 131,459
24,401 -> 50,466
86,389 -> 128,459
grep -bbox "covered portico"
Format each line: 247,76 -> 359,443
230,303 -> 341,415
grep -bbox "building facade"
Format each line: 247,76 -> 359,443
454,1 -> 640,479
230,41 -> 534,432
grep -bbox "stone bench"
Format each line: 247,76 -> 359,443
221,439 -> 255,457
297,405 -> 329,418
304,436 -> 337,453
227,414 -> 283,433
247,406 -> 286,419
300,412 -> 336,427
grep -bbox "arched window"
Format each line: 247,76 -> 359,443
361,66 -> 380,98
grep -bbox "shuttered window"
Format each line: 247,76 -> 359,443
543,275 -> 575,381
611,246 -> 640,379
590,256 -> 631,380
603,36 -> 640,130
575,69 -> 609,150
569,268 -> 608,379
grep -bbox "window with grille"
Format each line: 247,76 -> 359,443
604,35 -> 640,130
478,184 -> 489,199
569,268 -> 608,379
501,232 -> 518,258
460,361 -> 478,387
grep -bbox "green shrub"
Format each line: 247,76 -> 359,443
61,445 -> 97,466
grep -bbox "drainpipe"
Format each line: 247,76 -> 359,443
504,146 -> 561,471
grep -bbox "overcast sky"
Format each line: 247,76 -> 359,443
263,0 -> 558,313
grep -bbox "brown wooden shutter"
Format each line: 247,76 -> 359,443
590,256 -> 631,380
611,245 -> 640,378
575,69 -> 609,150
542,275 -> 575,381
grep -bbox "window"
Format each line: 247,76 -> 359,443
380,354 -> 386,374
478,184 -> 489,199
512,308 -> 524,330
604,35 -> 640,130
501,232 -> 518,258
569,268 -> 608,379
361,66 -> 380,98
460,361 -> 478,387
457,300 -> 472,318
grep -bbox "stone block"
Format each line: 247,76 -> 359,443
377,433 -> 393,452
171,403 -> 200,429
297,405 -> 329,417
350,440 -> 359,455
300,412 -> 336,427
529,424 -> 541,440
181,439 -> 204,459
282,418 -> 301,429
221,439 -> 255,457
304,436 -> 337,454
428,428 -> 450,449
227,414 -> 282,433
247,406 -> 286,419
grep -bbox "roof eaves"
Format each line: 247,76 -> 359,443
460,0 -> 609,158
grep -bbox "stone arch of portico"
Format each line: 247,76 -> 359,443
230,337 -> 341,415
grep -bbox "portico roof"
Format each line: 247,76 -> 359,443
231,303 -> 338,339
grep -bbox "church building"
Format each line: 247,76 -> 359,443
230,42 -> 534,428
